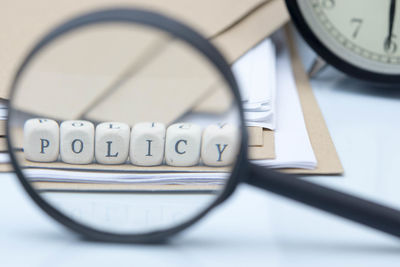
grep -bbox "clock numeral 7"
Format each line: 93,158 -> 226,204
350,18 -> 363,39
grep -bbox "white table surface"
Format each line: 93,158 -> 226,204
3,39 -> 400,266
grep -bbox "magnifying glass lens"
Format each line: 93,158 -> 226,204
8,22 -> 243,234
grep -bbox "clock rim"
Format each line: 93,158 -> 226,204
285,0 -> 400,83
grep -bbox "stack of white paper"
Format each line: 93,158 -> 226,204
232,32 -> 316,169
0,103 -> 7,119
24,169 -> 229,185
252,34 -> 316,169
0,103 -> 8,164
233,38 -> 276,130
0,154 -> 9,163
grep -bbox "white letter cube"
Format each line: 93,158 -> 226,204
95,122 -> 130,164
130,122 -> 165,166
201,123 -> 239,166
165,123 -> 202,166
23,118 -> 60,162
60,120 -> 94,164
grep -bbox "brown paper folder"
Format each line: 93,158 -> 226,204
248,129 -> 275,160
247,127 -> 263,146
0,120 -> 6,136
0,163 -> 12,172
0,137 -> 7,152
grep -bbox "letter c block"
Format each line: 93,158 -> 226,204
165,123 -> 202,166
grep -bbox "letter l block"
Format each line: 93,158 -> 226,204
95,122 -> 130,164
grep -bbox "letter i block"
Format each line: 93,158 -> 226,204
23,118 -> 60,162
95,122 -> 130,164
130,122 -> 166,166
60,120 -> 94,164
165,123 -> 202,166
201,124 -> 239,166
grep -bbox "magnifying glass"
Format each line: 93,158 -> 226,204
7,8 -> 400,243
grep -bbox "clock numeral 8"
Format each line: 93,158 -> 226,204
321,0 -> 335,9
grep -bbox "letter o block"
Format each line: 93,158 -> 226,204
95,122 -> 130,164
201,124 -> 239,166
23,118 -> 59,162
60,120 -> 94,164
130,122 -> 166,166
165,123 -> 202,166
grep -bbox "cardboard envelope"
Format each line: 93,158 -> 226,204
0,0 -> 285,99
79,0 -> 289,123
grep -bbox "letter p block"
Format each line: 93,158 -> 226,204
23,118 -> 59,162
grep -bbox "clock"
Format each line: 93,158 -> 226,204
285,0 -> 400,83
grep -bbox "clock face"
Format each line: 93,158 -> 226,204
296,0 -> 400,76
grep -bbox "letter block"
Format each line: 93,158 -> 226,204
201,124 -> 239,166
60,120 -> 94,164
165,123 -> 202,166
23,118 -> 60,162
95,122 -> 130,164
130,122 -> 165,166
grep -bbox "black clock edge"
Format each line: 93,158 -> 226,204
285,0 -> 400,84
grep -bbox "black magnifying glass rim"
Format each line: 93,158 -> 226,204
285,0 -> 400,83
6,8 -> 248,243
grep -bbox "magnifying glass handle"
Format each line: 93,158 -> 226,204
247,163 -> 400,239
